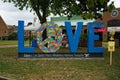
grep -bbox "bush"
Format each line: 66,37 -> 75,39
80,33 -> 88,41
8,32 -> 17,40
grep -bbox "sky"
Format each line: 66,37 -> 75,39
0,0 -> 120,26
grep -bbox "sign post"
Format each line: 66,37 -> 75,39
110,51 -> 112,66
108,34 -> 115,66
108,30 -> 115,66
108,41 -> 115,65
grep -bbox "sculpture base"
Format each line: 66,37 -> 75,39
18,53 -> 103,60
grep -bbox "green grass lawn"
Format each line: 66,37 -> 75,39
0,48 -> 120,80
0,40 -> 29,46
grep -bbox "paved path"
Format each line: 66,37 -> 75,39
0,45 -> 18,48
0,45 -> 29,48
0,76 -> 15,80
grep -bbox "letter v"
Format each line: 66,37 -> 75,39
65,22 -> 83,52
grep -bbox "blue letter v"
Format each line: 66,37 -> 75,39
65,22 -> 83,52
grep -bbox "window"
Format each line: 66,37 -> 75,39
4,30 -> 7,33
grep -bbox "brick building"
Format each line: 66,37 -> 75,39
0,16 -> 9,40
51,8 -> 120,42
97,8 -> 120,41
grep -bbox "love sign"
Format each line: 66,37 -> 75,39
18,21 -> 104,54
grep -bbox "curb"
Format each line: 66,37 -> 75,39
0,76 -> 15,80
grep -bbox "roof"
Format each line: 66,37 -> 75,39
51,16 -> 83,21
51,16 -> 95,26
0,16 -> 8,28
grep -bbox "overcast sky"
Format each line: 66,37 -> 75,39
0,0 -> 120,26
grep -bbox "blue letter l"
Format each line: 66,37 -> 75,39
18,21 -> 34,53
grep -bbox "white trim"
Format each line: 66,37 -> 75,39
107,27 -> 120,32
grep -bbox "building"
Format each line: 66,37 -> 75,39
51,8 -> 120,42
0,16 -> 19,40
0,16 -> 9,40
97,8 -> 120,42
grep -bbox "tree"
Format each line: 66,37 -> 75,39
77,0 -> 115,19
51,0 -> 115,19
2,0 -> 114,23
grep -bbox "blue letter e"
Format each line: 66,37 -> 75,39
88,22 -> 104,53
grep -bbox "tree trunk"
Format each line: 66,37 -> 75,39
41,6 -> 47,24
36,8 -> 47,40
35,10 -> 45,24
41,17 -> 47,24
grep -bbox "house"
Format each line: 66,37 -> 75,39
0,16 -> 18,40
0,16 -> 9,40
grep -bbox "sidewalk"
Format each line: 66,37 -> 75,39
0,45 -> 29,48
0,76 -> 15,80
0,45 -> 18,48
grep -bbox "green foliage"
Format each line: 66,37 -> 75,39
24,36 -> 29,41
2,0 -> 115,23
8,32 -> 17,40
50,0 -> 81,19
77,0 -> 115,19
80,33 -> 88,41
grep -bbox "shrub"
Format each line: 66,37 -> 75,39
8,32 -> 17,40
